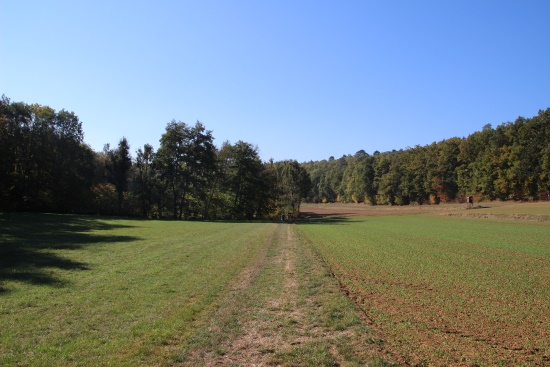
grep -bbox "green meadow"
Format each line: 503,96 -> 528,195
0,214 -> 276,366
1,203 -> 549,366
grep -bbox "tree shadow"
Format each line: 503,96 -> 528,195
0,213 -> 140,293
294,211 -> 353,225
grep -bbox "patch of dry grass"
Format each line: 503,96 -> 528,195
177,224 -> 396,366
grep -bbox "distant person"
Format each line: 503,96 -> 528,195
281,213 -> 285,223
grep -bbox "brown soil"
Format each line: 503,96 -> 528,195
299,202 -> 464,218
300,201 -> 550,219
447,212 -> 550,221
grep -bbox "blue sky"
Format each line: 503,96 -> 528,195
2,1 -> 549,162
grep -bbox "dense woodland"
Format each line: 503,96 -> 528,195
0,95 -> 310,219
303,108 -> 550,204
1,94 -> 549,218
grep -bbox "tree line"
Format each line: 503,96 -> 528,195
303,108 -> 550,204
2,95 -> 549,217
0,95 -> 310,219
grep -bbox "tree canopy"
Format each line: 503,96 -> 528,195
303,108 -> 550,204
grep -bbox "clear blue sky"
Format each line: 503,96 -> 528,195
2,1 -> 549,162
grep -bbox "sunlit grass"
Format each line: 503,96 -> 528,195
0,213 -> 275,366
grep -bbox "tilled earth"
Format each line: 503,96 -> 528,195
300,202 -> 550,366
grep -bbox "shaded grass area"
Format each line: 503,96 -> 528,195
0,213 -> 275,366
0,213 -> 138,292
295,213 -> 550,366
296,212 -> 352,225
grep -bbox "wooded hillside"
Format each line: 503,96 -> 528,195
303,108 -> 550,204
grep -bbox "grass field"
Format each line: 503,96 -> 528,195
0,213 -> 390,366
0,214 -> 277,366
1,202 -> 549,366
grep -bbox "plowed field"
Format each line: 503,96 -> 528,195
296,202 -> 550,366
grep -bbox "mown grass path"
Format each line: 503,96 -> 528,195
177,223 -> 394,366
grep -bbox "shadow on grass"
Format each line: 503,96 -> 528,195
294,211 -> 353,225
0,213 -> 140,293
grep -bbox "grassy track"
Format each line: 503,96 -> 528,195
177,223 -> 394,366
295,209 -> 550,366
